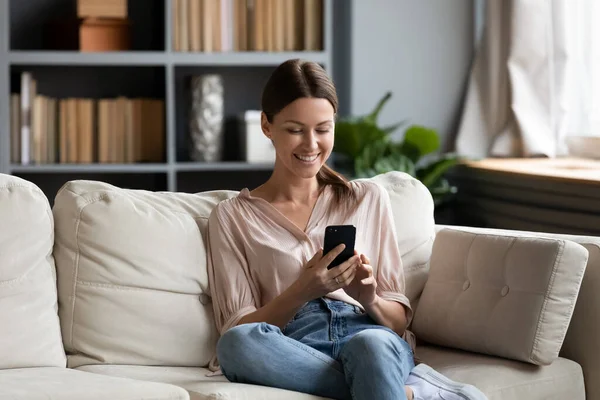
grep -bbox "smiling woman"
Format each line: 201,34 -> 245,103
259,58 -> 356,207
205,59 -> 488,400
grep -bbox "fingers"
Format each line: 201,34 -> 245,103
360,254 -> 371,265
336,256 -> 360,282
321,243 -> 346,268
307,248 -> 324,267
327,254 -> 360,277
343,268 -> 358,286
332,264 -> 358,289
361,262 -> 373,277
359,263 -> 376,287
361,276 -> 377,286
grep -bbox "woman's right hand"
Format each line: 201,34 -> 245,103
291,245 -> 361,304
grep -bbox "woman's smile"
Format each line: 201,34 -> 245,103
294,153 -> 321,164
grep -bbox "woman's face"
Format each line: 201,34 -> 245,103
262,97 -> 335,180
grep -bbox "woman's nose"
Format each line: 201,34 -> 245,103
304,131 -> 319,149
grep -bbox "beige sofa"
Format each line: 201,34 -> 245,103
0,171 -> 597,400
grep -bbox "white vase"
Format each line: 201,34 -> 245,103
189,74 -> 224,162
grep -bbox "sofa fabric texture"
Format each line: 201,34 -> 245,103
0,367 -> 188,400
360,174 -> 436,305
0,171 -> 597,400
416,345 -> 585,400
76,365 -> 328,400
435,225 -> 600,400
0,174 -> 66,369
412,228 -> 588,365
52,180 -> 237,368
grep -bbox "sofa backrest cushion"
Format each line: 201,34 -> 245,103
0,174 -> 66,369
412,227 -> 589,365
52,180 -> 237,368
365,172 -> 436,306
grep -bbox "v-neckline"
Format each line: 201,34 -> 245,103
240,186 -> 329,240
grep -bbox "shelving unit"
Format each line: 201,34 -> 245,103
0,0 -> 334,199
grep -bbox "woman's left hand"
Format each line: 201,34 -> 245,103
343,251 -> 378,307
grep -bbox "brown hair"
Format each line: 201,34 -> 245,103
261,59 -> 356,206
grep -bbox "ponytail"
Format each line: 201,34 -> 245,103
317,164 -> 357,207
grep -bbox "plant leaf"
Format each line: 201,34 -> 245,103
334,120 -> 387,159
417,154 -> 461,188
365,92 -> 392,124
372,153 -> 416,177
429,178 -> 458,207
397,141 -> 421,164
403,125 -> 440,159
381,119 -> 408,135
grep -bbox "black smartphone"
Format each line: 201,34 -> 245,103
323,225 -> 356,270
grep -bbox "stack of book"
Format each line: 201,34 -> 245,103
11,72 -> 165,165
173,0 -> 323,52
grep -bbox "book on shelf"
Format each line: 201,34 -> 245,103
12,72 -> 165,166
77,0 -> 128,19
173,0 -> 323,52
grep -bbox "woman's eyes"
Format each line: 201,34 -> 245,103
286,129 -> 331,134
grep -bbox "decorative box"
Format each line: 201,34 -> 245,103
239,111 -> 276,164
79,18 -> 131,52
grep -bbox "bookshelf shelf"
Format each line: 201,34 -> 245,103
176,162 -> 273,172
9,50 -> 330,67
10,163 -> 170,173
0,0 -> 334,198
169,51 -> 329,66
9,51 -> 169,66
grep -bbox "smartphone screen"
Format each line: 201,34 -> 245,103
323,225 -> 356,269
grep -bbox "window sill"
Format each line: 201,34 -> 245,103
460,157 -> 600,186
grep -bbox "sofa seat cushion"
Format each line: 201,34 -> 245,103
76,365 -> 329,400
0,174 -> 66,368
416,345 -> 585,400
0,367 -> 188,400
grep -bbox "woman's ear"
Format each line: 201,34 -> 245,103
261,112 -> 272,139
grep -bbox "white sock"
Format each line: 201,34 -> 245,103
406,364 -> 488,400
406,375 -> 441,400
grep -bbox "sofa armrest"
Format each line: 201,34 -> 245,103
435,225 -> 600,400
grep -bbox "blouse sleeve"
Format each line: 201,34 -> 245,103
372,183 -> 414,325
206,203 -> 258,335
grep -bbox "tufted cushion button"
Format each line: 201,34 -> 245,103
462,280 -> 470,291
199,293 -> 211,305
501,286 -> 510,297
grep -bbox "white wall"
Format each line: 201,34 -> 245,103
341,0 -> 475,150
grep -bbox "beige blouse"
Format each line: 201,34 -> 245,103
206,179 -> 413,338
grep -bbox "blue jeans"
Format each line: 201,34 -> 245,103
217,297 -> 415,400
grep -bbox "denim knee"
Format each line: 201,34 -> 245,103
218,323 -> 256,358
346,329 -> 413,361
217,323 -> 279,365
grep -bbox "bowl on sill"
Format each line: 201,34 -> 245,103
566,136 -> 600,159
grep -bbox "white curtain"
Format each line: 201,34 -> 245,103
455,0 -> 600,158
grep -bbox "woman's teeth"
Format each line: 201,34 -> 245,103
295,154 -> 319,162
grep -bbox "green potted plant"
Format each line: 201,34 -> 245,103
333,92 -> 461,207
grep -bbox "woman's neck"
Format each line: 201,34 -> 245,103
258,164 -> 321,205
